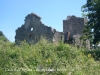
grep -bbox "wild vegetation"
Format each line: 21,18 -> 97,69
82,0 -> 100,45
0,31 -> 9,42
0,37 -> 100,75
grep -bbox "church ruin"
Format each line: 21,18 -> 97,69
15,12 -> 90,49
15,13 -> 63,44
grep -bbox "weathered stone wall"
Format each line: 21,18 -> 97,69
15,13 -> 63,44
63,16 -> 90,49
15,13 -> 90,49
63,16 -> 84,36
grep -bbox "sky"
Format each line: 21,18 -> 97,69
0,0 -> 86,42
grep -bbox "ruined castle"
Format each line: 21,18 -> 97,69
15,13 -> 90,49
15,13 -> 63,44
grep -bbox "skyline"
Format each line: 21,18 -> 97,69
0,0 -> 86,42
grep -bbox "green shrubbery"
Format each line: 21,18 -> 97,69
0,31 -> 8,42
0,39 -> 100,75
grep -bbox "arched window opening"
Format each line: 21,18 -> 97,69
31,28 -> 33,31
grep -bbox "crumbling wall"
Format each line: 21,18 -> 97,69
15,13 -> 90,49
15,13 -> 62,44
63,16 -> 90,49
63,16 -> 85,36
63,16 -> 85,44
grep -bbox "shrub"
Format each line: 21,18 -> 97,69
0,39 -> 100,75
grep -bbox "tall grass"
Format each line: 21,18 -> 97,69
0,39 -> 100,75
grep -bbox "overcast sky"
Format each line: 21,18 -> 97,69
0,0 -> 86,42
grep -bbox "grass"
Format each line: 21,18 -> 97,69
0,39 -> 100,75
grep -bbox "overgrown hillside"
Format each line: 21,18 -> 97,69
0,31 -> 9,42
0,39 -> 100,75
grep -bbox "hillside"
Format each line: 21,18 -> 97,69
0,39 -> 100,75
0,31 -> 9,42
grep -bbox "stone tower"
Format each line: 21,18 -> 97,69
63,15 -> 90,49
63,15 -> 87,41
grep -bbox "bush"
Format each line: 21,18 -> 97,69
0,39 -> 100,75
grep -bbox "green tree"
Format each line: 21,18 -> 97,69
82,0 -> 100,45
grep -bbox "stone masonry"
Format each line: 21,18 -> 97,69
15,13 -> 63,44
15,13 -> 90,49
63,15 -> 90,49
63,16 -> 86,38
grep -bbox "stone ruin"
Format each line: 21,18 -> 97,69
63,15 -> 90,49
15,13 -> 63,44
15,13 -> 90,49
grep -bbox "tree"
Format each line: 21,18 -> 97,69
82,0 -> 100,45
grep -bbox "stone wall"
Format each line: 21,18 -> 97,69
15,13 -> 90,49
15,13 -> 63,44
63,16 -> 85,37
63,16 -> 90,49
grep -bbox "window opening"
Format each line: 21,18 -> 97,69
31,28 -> 33,31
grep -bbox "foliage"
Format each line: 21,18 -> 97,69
82,0 -> 100,44
0,36 -> 8,42
0,31 -> 9,42
0,31 -> 3,36
0,39 -> 100,75
85,47 -> 100,60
